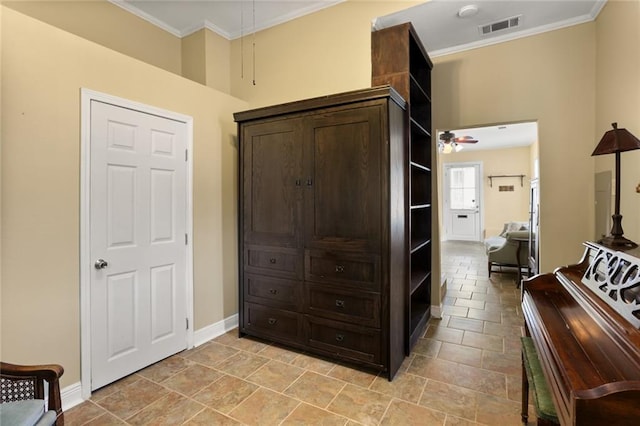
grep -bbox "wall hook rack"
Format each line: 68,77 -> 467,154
488,174 -> 526,187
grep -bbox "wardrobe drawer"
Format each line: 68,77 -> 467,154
306,283 -> 380,328
244,274 -> 302,310
245,246 -> 302,279
243,303 -> 303,344
305,250 -> 380,290
305,316 -> 381,365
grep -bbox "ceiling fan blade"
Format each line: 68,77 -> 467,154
453,136 -> 478,143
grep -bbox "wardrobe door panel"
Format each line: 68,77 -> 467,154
304,105 -> 383,252
242,119 -> 304,248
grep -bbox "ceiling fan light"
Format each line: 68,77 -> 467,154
442,143 -> 453,154
455,143 -> 464,152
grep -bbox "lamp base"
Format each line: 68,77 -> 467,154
597,234 -> 638,250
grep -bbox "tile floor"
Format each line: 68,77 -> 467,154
65,241 -> 536,425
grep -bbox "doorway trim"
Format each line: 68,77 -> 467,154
442,161 -> 484,242
79,88 -> 194,399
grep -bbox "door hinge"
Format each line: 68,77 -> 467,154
185,233 -> 188,245
185,149 -> 188,161
186,318 -> 189,330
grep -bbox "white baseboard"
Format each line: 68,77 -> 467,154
63,313 -> 239,410
431,304 -> 443,319
193,313 -> 239,347
61,381 -> 84,411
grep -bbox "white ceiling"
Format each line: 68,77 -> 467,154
113,0 -> 602,151
439,122 -> 538,152
117,0 -> 606,56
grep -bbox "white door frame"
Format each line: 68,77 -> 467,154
80,88 -> 194,399
442,161 -> 484,241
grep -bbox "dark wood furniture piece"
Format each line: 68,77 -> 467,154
371,22 -> 433,351
235,86 -> 408,380
521,241 -> 640,425
0,362 -> 64,425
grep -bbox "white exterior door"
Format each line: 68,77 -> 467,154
444,163 -> 482,241
89,100 -> 188,390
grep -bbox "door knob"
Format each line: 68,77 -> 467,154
94,259 -> 108,270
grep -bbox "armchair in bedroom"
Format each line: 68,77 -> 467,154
0,362 -> 64,425
485,222 -> 530,278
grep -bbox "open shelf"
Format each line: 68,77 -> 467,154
371,21 -> 433,359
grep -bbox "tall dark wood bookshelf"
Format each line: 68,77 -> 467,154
372,22 -> 433,351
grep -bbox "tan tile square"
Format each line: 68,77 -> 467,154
185,342 -> 239,367
247,359 -> 304,392
446,290 -> 473,299
419,380 -> 478,421
327,384 -> 392,424
229,388 -> 299,425
91,374 -> 142,402
127,391 -> 204,425
483,321 -> 522,337
221,334 -> 270,353
162,364 -> 222,396
281,403 -> 348,425
471,292 -> 501,303
258,344 -> 302,363
462,331 -> 504,352
193,374 -> 258,414
370,371 -> 426,403
63,400 -> 107,425
454,298 -> 485,310
467,307 -> 502,323
380,399 -> 446,425
284,371 -> 345,408
442,305 -> 470,318
444,416 -> 483,426
447,316 -> 484,333
290,353 -> 336,374
85,413 -> 127,425
412,337 -> 442,357
96,378 -> 169,420
185,408 -> 242,425
214,351 -> 269,378
506,374 -> 522,402
425,325 -> 464,344
437,342 -> 482,368
475,393 -> 521,425
409,355 -> 506,397
328,364 -> 377,388
482,350 -> 521,375
138,355 -> 195,383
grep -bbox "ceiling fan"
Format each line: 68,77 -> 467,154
438,130 -> 478,153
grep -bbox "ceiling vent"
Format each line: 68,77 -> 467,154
479,15 -> 521,36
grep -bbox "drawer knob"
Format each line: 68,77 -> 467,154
335,334 -> 344,342
268,318 -> 277,325
269,258 -> 277,264
269,288 -> 278,295
335,299 -> 345,308
335,265 -> 345,273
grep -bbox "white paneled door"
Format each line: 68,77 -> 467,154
444,162 -> 483,242
89,100 -> 188,390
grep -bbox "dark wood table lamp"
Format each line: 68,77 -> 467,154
591,122 -> 640,249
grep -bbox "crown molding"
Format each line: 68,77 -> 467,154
430,8 -> 604,59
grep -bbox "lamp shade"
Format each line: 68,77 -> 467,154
592,122 -> 640,156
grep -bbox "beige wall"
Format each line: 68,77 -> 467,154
1,7 -> 248,386
2,0 -> 182,74
433,23 -> 597,272
229,0 -> 421,107
595,0 -> 640,243
182,28 -> 232,94
181,29 -> 207,86
442,146 -> 532,238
